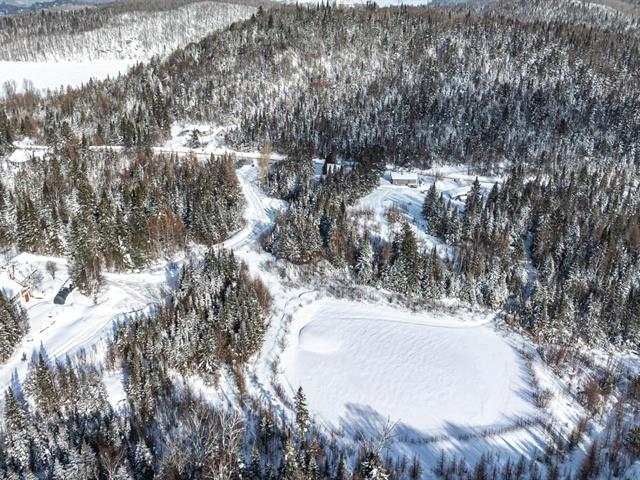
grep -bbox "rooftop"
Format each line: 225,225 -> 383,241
390,171 -> 419,181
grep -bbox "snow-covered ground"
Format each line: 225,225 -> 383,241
280,300 -> 536,436
0,253 -> 169,394
0,59 -> 134,96
160,123 -> 286,161
354,168 -> 499,257
0,139 -> 595,471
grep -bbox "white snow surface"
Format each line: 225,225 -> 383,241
0,59 -> 133,96
0,139 -> 599,471
102,370 -> 126,408
0,253 -> 168,395
280,300 -> 537,438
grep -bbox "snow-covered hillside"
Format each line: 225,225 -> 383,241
0,2 -> 254,95
0,1 -> 256,62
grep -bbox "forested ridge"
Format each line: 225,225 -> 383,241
0,0 -> 257,62
1,0 -> 639,170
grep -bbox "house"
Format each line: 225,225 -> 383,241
390,172 -> 419,187
324,160 -> 342,175
0,270 -> 29,305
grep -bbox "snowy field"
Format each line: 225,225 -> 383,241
0,60 -> 133,95
280,300 -> 537,439
0,140 -> 589,469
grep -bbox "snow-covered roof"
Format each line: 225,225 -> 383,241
390,171 -> 418,181
7,147 -> 47,164
0,273 -> 24,301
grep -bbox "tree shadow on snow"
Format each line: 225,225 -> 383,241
335,402 -> 553,470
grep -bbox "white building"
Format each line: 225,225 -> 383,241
390,172 -> 419,187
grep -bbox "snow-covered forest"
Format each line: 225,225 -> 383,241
0,0 -> 257,61
0,0 -> 639,479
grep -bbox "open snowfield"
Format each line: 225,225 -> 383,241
280,300 -> 537,439
0,60 -> 134,95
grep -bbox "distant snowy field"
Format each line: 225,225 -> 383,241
0,59 -> 133,95
281,300 -> 537,438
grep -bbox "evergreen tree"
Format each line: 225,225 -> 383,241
295,387 -> 310,438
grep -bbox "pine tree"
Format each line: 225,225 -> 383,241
68,214 -> 103,298
335,452 -> 347,480
0,293 -> 28,362
358,450 -> 389,480
4,388 -> 32,473
295,387 -> 310,438
408,456 -> 422,480
280,437 -> 301,480
355,236 -> 374,284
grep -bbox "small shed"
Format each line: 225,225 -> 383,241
390,172 -> 419,187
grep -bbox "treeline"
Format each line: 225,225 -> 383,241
0,356 -> 390,480
5,346 -> 640,478
422,161 -> 640,347
0,129 -> 244,295
0,291 -> 28,362
2,1 -> 640,171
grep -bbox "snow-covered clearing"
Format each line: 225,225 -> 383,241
102,370 -> 127,408
354,169 -> 499,257
0,253 -> 169,394
160,123 -> 287,161
280,300 -> 536,436
0,142 -> 590,469
0,59 -> 134,96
